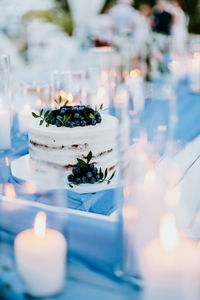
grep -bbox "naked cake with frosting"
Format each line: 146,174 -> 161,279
28,104 -> 119,185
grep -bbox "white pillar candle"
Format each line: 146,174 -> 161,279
18,104 -> 32,133
0,108 -> 11,150
188,53 -> 200,93
141,213 -> 200,300
15,212 -> 67,298
125,69 -> 145,113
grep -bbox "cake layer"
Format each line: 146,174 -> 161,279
28,114 -> 119,176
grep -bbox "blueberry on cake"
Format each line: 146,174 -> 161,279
29,104 -> 118,185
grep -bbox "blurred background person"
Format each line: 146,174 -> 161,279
153,0 -> 173,35
108,0 -> 141,34
167,0 -> 188,53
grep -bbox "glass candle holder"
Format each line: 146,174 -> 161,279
0,55 -> 12,151
51,70 -> 87,107
14,81 -> 50,135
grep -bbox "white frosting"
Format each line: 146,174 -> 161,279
28,114 -> 119,177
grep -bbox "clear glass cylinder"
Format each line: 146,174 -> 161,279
51,70 -> 87,107
0,55 -> 12,151
13,81 -> 50,135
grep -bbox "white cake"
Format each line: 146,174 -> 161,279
28,114 -> 119,178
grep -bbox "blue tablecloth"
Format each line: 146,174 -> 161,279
0,78 -> 200,299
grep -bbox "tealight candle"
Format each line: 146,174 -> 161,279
15,212 -> 67,298
141,213 -> 200,300
0,108 -> 11,149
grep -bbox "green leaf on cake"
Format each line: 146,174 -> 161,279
56,116 -> 63,123
32,112 -> 39,118
39,109 -> 44,117
99,104 -> 103,111
44,110 -> 50,119
104,168 -> 108,179
63,100 -> 70,106
87,151 -> 92,164
63,114 -> 72,124
89,113 -> 95,119
40,119 -> 44,126
77,158 -> 87,165
59,95 -> 62,103
107,171 -> 116,184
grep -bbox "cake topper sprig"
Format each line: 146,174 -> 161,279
68,151 -> 116,188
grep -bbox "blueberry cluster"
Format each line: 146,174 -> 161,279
46,105 -> 102,128
68,162 -> 103,185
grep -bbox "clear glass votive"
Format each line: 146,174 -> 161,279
51,70 -> 87,107
14,81 -> 50,135
0,55 -> 12,151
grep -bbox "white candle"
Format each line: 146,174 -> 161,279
125,69 -> 145,113
15,212 -> 67,297
0,108 -> 11,149
141,213 -> 200,300
188,53 -> 200,93
18,104 -> 32,133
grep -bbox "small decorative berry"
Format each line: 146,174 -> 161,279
96,116 -> 102,123
76,162 -> 82,168
80,116 -> 84,120
65,121 -> 71,127
82,176 -> 87,183
80,120 -> 86,127
75,120 -> 80,126
60,107 -> 67,115
75,177 -> 81,184
51,117 -> 56,125
68,174 -> 74,182
90,177 -> 96,184
93,167 -> 98,174
91,119 -> 96,126
70,121 -> 75,128
96,174 -> 100,181
74,113 -> 80,119
89,163 -> 94,170
56,119 -> 62,127
86,172 -> 93,179
72,168 -> 79,176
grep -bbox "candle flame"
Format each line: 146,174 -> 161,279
144,170 -> 156,184
58,90 -> 73,103
157,125 -> 167,132
5,157 -> 9,166
160,213 -> 179,251
34,212 -> 46,238
5,183 -> 16,198
130,69 -> 140,78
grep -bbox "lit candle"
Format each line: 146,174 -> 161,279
18,104 -> 32,133
90,86 -> 110,108
125,69 -> 145,113
188,52 -> 200,93
132,170 -> 165,249
0,107 -> 11,150
141,213 -> 200,300
15,212 -> 67,297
